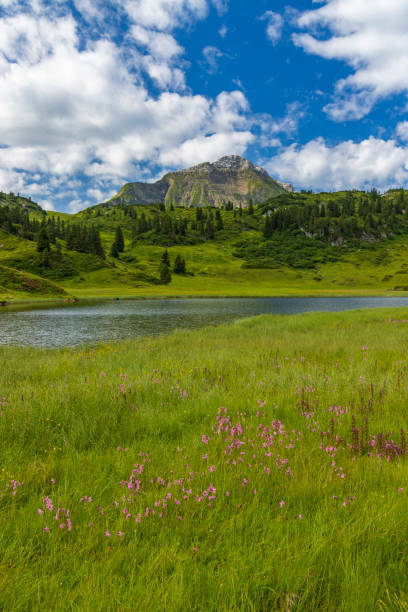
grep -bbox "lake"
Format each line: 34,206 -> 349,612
1,296 -> 408,348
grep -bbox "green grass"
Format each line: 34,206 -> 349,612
4,194 -> 408,302
1,308 -> 408,610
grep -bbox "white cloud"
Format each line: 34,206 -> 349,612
293,0 -> 408,120
201,45 -> 224,74
41,200 -> 55,211
219,24 -> 227,38
68,199 -> 87,214
266,136 -> 408,191
261,11 -> 284,46
0,1 -> 254,207
211,0 -> 228,16
122,0 -> 208,31
396,121 -> 408,142
130,26 -> 183,60
159,131 -> 253,167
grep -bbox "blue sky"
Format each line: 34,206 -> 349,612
1,0 -> 408,212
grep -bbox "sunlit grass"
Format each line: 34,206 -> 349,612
1,308 -> 408,609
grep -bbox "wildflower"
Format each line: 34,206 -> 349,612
117,531 -> 123,537
225,491 -> 230,496
44,496 -> 53,511
297,515 -> 302,519
208,465 -> 216,473
398,487 -> 404,492
279,500 -> 285,508
67,519 -> 72,532
38,509 -> 43,515
105,531 -> 110,538
43,527 -> 50,533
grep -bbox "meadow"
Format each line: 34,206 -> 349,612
3,189 -> 408,303
1,308 -> 408,610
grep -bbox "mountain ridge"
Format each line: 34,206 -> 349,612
107,155 -> 292,208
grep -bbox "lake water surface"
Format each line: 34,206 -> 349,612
1,296 -> 408,348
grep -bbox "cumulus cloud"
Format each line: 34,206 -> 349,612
293,0 -> 408,120
121,0 -> 208,31
396,121 -> 408,142
0,0 -> 252,208
265,136 -> 408,192
261,11 -> 284,46
130,25 -> 183,60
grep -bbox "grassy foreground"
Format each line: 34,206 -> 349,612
1,309 -> 408,610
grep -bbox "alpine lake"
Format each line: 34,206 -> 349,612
2,296 -> 408,348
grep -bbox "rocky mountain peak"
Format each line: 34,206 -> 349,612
212,155 -> 255,171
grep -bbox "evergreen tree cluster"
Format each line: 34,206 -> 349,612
0,205 -> 41,240
263,190 -> 408,243
65,224 -> 105,258
158,249 -> 188,283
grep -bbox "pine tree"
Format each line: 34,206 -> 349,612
205,219 -> 215,239
173,254 -> 186,274
161,249 -> 170,266
159,262 -> 171,284
115,226 -> 125,253
215,209 -> 224,231
37,226 -> 50,252
110,241 -> 119,258
263,216 -> 273,238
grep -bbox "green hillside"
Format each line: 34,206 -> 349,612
2,186 -> 408,301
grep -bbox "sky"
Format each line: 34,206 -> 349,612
1,0 -> 408,212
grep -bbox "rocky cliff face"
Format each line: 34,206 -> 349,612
109,155 -> 290,208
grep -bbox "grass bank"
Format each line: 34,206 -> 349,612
1,309 -> 408,610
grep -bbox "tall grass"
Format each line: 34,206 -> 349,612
1,308 -> 408,610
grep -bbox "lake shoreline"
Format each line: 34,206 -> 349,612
2,287 -> 408,311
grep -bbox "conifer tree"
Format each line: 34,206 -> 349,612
159,262 -> 171,284
215,209 -> 223,231
110,241 -> 119,258
173,254 -> 186,274
37,226 -> 50,252
115,226 -> 125,253
205,219 -> 215,239
161,249 -> 170,266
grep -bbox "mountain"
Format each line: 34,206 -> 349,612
0,191 -> 44,214
107,155 -> 291,208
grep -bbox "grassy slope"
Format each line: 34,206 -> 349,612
1,308 -> 408,610
3,190 -> 408,301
